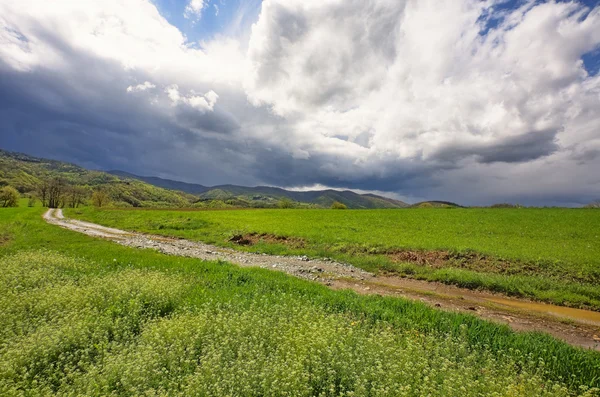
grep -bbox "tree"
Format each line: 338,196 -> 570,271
91,190 -> 110,208
278,198 -> 294,209
0,186 -> 19,207
37,181 -> 49,207
331,201 -> 347,209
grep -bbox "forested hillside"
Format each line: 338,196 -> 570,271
0,150 -> 195,207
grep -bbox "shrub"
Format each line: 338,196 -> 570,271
0,186 -> 19,207
91,190 -> 110,208
331,201 -> 347,209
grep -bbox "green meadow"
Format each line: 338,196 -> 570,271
1,208 -> 600,395
68,207 -> 600,310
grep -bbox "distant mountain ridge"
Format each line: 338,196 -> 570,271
108,171 -> 410,209
108,171 -> 210,194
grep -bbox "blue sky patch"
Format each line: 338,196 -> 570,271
152,0 -> 263,43
582,49 -> 600,75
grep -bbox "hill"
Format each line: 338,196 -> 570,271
109,170 -> 210,194
411,201 -> 462,208
108,171 -> 410,209
0,149 -> 195,207
1,148 -> 410,209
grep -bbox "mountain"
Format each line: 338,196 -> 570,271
0,149 -> 196,207
107,171 -> 410,209
411,201 -> 462,208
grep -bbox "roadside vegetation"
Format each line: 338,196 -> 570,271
0,186 -> 19,207
68,207 -> 600,311
1,208 -> 600,395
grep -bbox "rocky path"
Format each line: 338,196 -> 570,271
44,208 -> 600,350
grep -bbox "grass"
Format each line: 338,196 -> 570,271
66,207 -> 600,311
1,207 -> 600,395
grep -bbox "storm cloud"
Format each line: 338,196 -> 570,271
1,0 -> 599,205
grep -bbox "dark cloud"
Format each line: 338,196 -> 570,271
432,129 -> 560,164
569,146 -> 600,165
175,105 -> 240,135
0,52 -> 256,186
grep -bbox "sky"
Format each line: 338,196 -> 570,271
0,0 -> 599,206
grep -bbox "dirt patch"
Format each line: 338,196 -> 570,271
229,233 -> 306,248
0,233 -> 11,247
386,248 -> 586,282
388,249 -> 452,267
388,249 -> 512,272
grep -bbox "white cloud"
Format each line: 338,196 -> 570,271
243,1 -> 600,191
166,85 -> 219,112
184,0 -> 208,20
214,4 -> 219,17
126,81 -> 156,92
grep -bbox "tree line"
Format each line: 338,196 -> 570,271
37,178 -> 110,208
1,177 -> 110,208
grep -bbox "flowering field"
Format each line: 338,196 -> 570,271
1,208 -> 599,395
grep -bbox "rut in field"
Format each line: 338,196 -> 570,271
44,209 -> 600,350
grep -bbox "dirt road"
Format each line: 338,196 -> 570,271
44,208 -> 600,350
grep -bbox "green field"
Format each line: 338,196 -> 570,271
67,207 -> 600,311
1,208 -> 600,395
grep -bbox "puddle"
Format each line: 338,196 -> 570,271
484,297 -> 600,326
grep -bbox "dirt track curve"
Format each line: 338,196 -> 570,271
44,208 -> 600,350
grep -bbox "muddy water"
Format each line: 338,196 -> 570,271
368,276 -> 600,327
484,297 -> 600,326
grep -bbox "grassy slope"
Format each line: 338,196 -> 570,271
68,207 -> 600,310
0,149 -> 195,207
1,208 -> 599,395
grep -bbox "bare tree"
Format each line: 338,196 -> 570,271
37,181 -> 49,207
67,186 -> 88,208
586,200 -> 600,208
47,178 -> 66,208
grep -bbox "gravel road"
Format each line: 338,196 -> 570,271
43,208 -> 373,283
